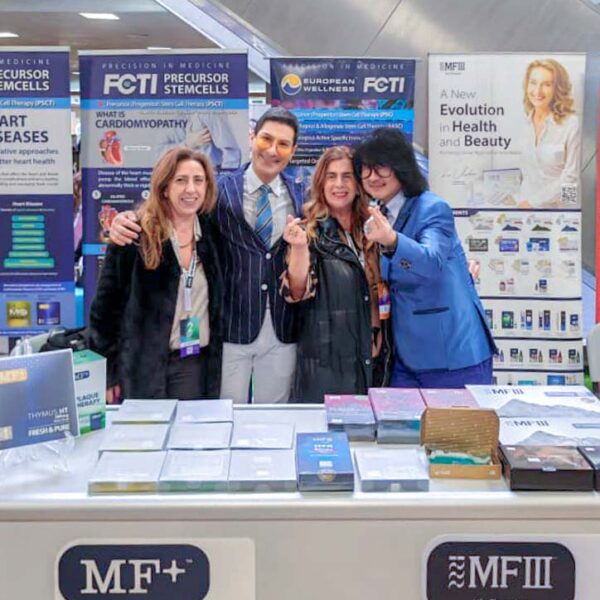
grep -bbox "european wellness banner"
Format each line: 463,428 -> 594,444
271,58 -> 416,167
0,47 -> 75,336
79,50 -> 249,318
429,53 -> 586,385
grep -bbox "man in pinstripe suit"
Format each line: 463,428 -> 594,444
109,108 -> 306,403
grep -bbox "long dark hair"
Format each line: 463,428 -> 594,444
353,127 -> 428,198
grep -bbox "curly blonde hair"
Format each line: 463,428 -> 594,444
523,58 -> 576,125
137,147 -> 217,270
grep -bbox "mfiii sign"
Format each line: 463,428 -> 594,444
425,541 -> 575,600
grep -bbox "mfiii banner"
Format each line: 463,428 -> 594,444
429,53 -> 586,385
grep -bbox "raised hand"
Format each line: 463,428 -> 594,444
364,206 -> 397,248
283,214 -> 308,248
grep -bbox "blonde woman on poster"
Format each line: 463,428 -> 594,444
519,58 -> 581,209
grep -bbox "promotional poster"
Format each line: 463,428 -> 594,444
0,47 -> 75,335
271,58 -> 415,168
79,50 -> 249,317
429,53 -> 586,385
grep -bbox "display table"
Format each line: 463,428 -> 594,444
1,405 -> 600,599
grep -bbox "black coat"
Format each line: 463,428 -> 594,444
291,218 -> 374,403
88,214 -> 223,398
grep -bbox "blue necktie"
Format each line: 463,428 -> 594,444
255,184 -> 273,247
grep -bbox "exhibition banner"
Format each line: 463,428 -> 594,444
79,49 -> 249,318
270,58 -> 416,167
429,53 -> 586,385
0,47 -> 75,335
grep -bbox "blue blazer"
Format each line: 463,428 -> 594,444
381,191 -> 496,372
215,164 -> 306,344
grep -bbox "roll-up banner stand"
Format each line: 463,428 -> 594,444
79,49 -> 249,319
270,57 -> 416,178
429,53 -> 586,385
0,47 -> 75,336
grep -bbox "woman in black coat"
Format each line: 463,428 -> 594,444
88,147 -> 223,400
281,146 -> 391,402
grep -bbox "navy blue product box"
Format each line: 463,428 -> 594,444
296,432 -> 354,491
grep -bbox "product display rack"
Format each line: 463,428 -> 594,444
2,405 -> 600,599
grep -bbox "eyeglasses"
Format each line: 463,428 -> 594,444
255,134 -> 295,157
360,164 -> 393,180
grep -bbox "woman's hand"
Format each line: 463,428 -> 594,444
106,384 -> 122,405
364,206 -> 397,248
283,215 -> 308,248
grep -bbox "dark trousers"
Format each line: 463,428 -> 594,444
166,350 -> 209,400
390,357 -> 493,389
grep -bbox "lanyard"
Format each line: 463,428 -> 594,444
344,231 -> 365,269
182,250 -> 197,313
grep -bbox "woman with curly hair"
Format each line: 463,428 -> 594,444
519,58 -> 581,208
280,145 -> 390,403
88,147 -> 223,401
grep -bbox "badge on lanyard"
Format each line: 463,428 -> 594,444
377,281 -> 391,320
180,316 -> 200,357
180,250 -> 200,357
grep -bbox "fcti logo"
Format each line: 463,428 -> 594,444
57,544 -> 209,599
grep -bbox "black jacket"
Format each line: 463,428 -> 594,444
291,218 -> 375,403
88,214 -> 223,398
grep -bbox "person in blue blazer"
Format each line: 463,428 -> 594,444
354,128 -> 497,388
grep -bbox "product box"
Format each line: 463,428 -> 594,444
354,447 -> 429,492
499,444 -> 594,491
578,446 -> 600,490
325,394 -> 376,441
175,399 -> 233,424
0,349 -> 79,450
166,422 -> 232,450
99,423 -> 169,453
420,388 -> 479,409
112,399 -> 177,424
368,388 -> 425,444
230,422 -> 294,449
89,451 -> 166,494
420,408 -> 502,480
159,449 -> 231,492
228,449 -> 297,492
233,406 -> 328,433
73,349 -> 106,435
499,417 -> 600,447
296,432 -> 354,491
467,385 -> 600,418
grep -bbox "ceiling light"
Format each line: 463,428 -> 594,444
0,32 -> 19,38
147,46 -> 172,51
79,13 -> 119,20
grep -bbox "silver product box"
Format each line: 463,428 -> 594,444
89,451 -> 166,493
159,449 -> 231,492
228,449 -> 297,492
